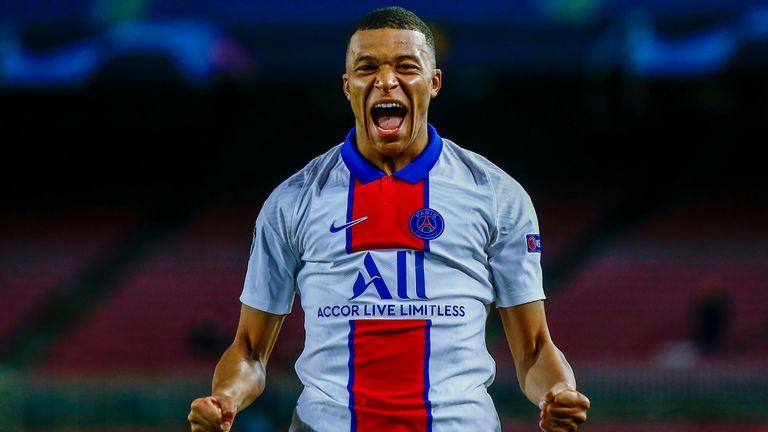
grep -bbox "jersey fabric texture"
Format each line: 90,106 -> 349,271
241,124 -> 545,432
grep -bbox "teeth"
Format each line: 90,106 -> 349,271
374,102 -> 404,109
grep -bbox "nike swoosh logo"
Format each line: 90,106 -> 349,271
329,216 -> 368,233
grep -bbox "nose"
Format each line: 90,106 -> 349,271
374,67 -> 398,93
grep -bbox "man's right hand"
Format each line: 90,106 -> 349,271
188,396 -> 236,432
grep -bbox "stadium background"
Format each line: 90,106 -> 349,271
1,1 -> 767,431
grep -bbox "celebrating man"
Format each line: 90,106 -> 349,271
189,6 -> 590,432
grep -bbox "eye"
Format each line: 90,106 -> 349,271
356,64 -> 376,72
398,64 -> 419,72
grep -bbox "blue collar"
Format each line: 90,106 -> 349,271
340,124 -> 443,184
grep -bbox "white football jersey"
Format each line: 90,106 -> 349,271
241,125 -> 544,431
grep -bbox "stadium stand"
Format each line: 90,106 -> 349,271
42,204 -> 306,374
535,194 -> 610,266
0,208 -> 137,347
42,206 -> 250,372
544,197 -> 768,365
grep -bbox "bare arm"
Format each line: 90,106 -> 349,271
499,300 -> 573,403
188,304 -> 286,432
499,300 -> 589,431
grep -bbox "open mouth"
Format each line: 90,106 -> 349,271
371,102 -> 407,136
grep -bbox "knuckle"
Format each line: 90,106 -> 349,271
581,395 -> 591,408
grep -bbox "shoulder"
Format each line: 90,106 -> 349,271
261,144 -> 343,220
439,138 -> 531,203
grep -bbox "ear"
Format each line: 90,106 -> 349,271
342,73 -> 351,100
430,69 -> 442,98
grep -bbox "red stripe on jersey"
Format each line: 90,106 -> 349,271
351,319 -> 430,431
350,176 -> 424,252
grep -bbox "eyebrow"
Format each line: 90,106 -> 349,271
353,54 -> 378,64
353,54 -> 422,64
395,54 -> 421,63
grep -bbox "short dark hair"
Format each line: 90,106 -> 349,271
349,6 -> 436,66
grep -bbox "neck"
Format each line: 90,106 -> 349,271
355,125 -> 429,175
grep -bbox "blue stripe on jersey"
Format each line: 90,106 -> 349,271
347,320 -> 357,431
423,175 -> 430,251
345,172 -> 355,255
424,319 -> 433,432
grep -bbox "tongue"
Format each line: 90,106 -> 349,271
377,115 -> 403,130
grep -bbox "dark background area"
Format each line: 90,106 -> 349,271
5,71 -> 766,214
5,68 -> 768,196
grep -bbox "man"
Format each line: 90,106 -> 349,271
189,6 -> 589,432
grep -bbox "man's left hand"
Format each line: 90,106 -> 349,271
538,383 -> 590,431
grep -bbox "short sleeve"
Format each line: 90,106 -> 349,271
240,182 -> 301,315
487,173 -> 545,308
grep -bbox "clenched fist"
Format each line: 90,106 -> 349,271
188,396 -> 237,432
538,383 -> 590,431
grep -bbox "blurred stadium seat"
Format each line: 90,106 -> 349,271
0,208 -> 138,347
546,197 -> 768,364
42,207 -> 257,373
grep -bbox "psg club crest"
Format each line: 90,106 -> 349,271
409,208 -> 445,240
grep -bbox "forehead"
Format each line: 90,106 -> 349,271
348,28 -> 430,61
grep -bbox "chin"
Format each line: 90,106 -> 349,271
375,139 -> 408,157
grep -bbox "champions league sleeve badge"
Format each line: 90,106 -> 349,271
526,234 -> 542,253
409,208 -> 445,240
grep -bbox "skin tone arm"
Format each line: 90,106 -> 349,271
499,300 -> 590,432
188,304 -> 286,432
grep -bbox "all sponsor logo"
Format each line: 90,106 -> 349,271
349,252 -> 427,300
317,252 -> 468,319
